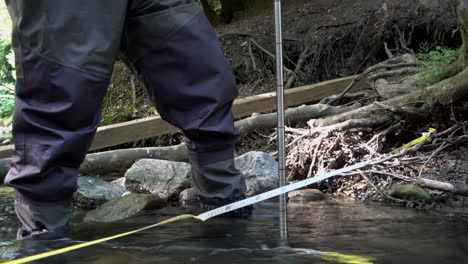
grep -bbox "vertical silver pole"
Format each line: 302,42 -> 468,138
274,0 -> 288,239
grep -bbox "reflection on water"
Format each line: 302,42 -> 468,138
1,199 -> 468,264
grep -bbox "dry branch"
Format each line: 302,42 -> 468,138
325,54 -> 416,105
79,144 -> 189,179
0,103 -> 360,183
312,67 -> 468,127
415,178 -> 468,196
237,103 -> 361,137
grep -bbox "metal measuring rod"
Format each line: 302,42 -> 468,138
274,0 -> 288,239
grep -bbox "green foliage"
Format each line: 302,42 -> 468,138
0,83 -> 14,118
209,0 -> 222,11
100,107 -> 134,126
416,43 -> 460,86
0,39 -> 14,84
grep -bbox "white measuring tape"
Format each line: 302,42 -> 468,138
3,158 -> 376,264
198,158 -> 375,221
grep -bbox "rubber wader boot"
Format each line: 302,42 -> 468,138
15,193 -> 71,240
191,159 -> 253,217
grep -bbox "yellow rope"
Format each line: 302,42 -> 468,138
393,128 -> 437,153
3,215 -> 202,264
2,212 -> 377,264
322,251 -> 376,264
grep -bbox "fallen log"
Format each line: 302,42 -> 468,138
237,103 -> 361,137
312,67 -> 468,127
1,103 -> 360,182
416,178 -> 468,196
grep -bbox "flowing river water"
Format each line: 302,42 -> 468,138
0,189 -> 467,264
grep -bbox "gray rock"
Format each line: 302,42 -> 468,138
111,177 -> 126,189
288,189 -> 326,204
388,184 -> 432,201
84,193 -> 166,222
73,176 -> 125,209
235,151 -> 279,196
179,188 -> 199,207
125,159 -> 191,200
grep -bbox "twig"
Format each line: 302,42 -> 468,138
307,136 -> 324,178
358,170 -> 406,203
384,42 -> 393,59
394,25 -> 415,55
417,141 -> 448,177
285,47 -> 313,89
327,62 -> 416,105
366,170 -> 412,181
249,38 -> 296,77
367,67 -> 419,80
248,39 -> 257,70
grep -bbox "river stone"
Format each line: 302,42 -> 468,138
84,193 -> 166,222
179,188 -> 199,207
388,184 -> 432,201
73,176 -> 125,209
235,151 -> 279,197
125,159 -> 191,200
288,189 -> 326,204
112,177 -> 126,189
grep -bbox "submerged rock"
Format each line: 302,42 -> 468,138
84,193 -> 166,222
125,159 -> 191,200
74,176 -> 125,209
388,184 -> 432,201
235,151 -> 279,196
0,186 -> 14,214
288,189 -> 326,204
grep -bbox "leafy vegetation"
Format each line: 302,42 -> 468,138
0,83 -> 14,118
0,39 -> 14,118
0,4 -> 14,121
416,43 -> 460,86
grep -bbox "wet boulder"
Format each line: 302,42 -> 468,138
111,177 -> 126,189
388,184 -> 432,201
84,193 -> 166,222
112,177 -> 131,196
125,159 -> 191,200
288,189 -> 326,204
235,151 -> 279,196
179,188 -> 199,207
73,176 -> 125,209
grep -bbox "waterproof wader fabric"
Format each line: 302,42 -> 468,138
5,0 -> 248,236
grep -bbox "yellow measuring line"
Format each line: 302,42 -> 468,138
3,214 -> 202,264
3,158 -> 379,264
2,214 -> 376,264
393,128 -> 437,153
1,215 -> 376,264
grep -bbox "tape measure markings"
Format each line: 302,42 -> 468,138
4,158 -> 375,264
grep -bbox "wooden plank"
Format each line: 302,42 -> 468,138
0,75 -> 369,159
0,145 -> 12,159
90,116 -> 178,151
232,75 -> 367,117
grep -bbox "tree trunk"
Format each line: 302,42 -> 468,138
459,0 -> 468,68
199,0 -> 218,24
219,0 -> 244,23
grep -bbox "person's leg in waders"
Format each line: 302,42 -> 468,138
5,0 -> 250,240
4,0 -> 128,239
121,0 -> 252,216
